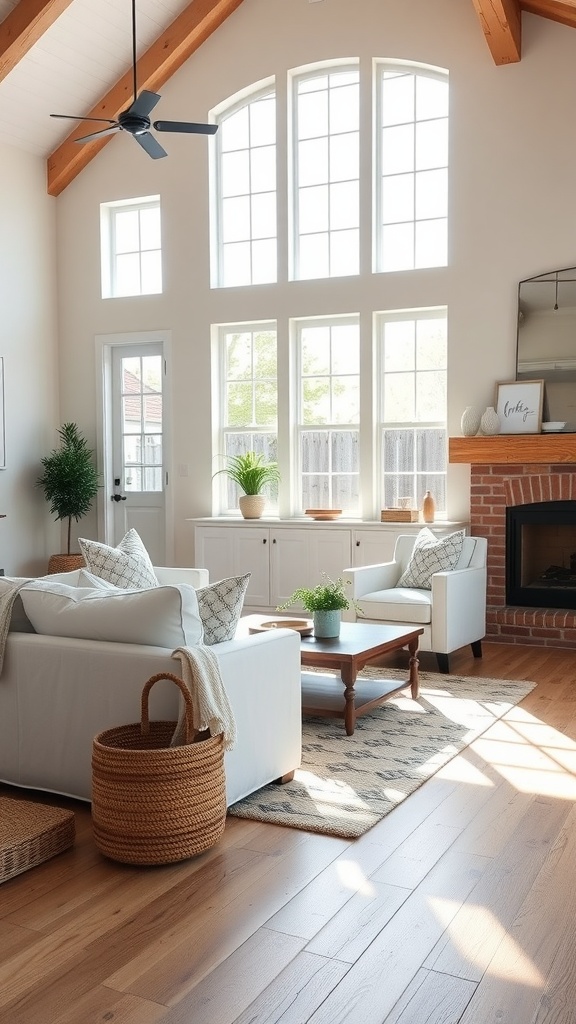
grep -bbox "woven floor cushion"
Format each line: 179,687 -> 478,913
0,797 -> 75,883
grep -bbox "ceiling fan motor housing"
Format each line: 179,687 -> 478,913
118,111 -> 151,136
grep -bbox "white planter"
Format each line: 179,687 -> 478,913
238,494 -> 266,519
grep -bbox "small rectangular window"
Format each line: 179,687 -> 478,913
101,196 -> 162,298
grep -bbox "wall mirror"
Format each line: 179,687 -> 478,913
517,266 -> 576,430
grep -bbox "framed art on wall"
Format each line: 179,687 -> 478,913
496,379 -> 544,434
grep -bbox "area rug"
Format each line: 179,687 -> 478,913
227,667 -> 536,839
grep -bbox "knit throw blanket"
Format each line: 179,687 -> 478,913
0,578 -> 30,676
171,645 -> 237,750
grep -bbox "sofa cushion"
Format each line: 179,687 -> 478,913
357,587 -> 432,625
196,574 -> 251,644
78,529 -> 159,589
397,528 -> 465,590
20,580 -> 203,648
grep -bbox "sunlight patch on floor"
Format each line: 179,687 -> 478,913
335,859 -> 376,896
470,712 -> 576,799
435,753 -> 495,786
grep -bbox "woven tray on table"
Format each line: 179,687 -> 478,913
91,672 -> 226,866
0,798 -> 75,884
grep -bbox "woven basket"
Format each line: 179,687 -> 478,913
91,672 -> 226,865
47,553 -> 85,574
0,798 -> 75,884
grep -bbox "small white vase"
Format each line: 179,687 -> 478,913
460,406 -> 481,437
480,406 -> 500,436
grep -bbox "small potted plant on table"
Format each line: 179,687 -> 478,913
214,451 -> 280,519
278,573 -> 360,638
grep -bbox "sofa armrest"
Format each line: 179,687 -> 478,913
154,566 -> 209,588
430,565 -> 487,652
341,562 -> 402,621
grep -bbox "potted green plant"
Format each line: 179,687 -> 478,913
214,451 -> 280,519
278,573 -> 361,637
37,422 -> 101,572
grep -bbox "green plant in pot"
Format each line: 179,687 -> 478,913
214,451 -> 280,519
278,573 -> 361,638
37,422 -> 101,572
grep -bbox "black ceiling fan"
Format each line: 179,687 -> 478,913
50,0 -> 218,159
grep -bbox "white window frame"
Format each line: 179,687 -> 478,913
374,60 -> 449,274
100,196 -> 162,299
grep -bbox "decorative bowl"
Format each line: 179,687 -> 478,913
304,509 -> 343,521
248,618 -> 313,636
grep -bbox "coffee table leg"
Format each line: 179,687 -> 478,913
341,664 -> 357,735
408,638 -> 420,698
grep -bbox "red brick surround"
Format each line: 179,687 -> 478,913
470,463 -> 576,647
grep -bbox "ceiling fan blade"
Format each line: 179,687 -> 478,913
133,131 -> 167,159
74,125 -> 121,144
129,90 -> 161,118
50,114 -> 118,124
153,120 -> 218,135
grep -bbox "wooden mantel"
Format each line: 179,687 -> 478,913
449,434 -> 576,464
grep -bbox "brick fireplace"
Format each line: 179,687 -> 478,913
449,435 -> 576,648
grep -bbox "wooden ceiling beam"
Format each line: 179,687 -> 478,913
47,0 -> 245,197
521,0 -> 576,30
0,0 -> 74,83
472,0 -> 522,64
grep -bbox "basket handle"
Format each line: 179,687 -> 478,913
140,672 -> 196,745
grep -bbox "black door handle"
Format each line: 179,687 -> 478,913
111,494 -> 127,502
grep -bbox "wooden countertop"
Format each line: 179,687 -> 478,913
449,434 -> 576,465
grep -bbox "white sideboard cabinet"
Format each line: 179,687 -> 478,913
191,519 -> 469,613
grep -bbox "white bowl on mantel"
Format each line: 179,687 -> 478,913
541,422 -> 566,432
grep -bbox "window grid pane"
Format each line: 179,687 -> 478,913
294,68 -> 360,280
379,311 -> 447,513
216,91 -> 277,287
377,67 -> 448,273
298,320 -> 360,514
110,202 -> 162,297
121,354 -> 163,492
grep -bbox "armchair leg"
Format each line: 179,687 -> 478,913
471,640 -> 483,659
436,653 -> 450,674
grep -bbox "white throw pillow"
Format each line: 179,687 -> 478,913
20,580 -> 203,648
396,528 -> 465,590
196,574 -> 251,644
79,529 -> 159,589
77,569 -> 120,589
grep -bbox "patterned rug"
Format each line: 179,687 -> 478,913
227,667 -> 536,839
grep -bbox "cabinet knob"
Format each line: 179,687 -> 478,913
263,538 -> 267,544
356,540 -> 360,546
272,538 -> 276,543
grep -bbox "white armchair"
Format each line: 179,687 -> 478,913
342,534 -> 488,673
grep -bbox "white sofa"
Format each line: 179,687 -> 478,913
0,567 -> 302,806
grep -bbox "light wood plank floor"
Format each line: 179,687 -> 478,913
1,642 -> 575,1024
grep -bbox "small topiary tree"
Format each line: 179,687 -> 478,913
37,422 -> 101,555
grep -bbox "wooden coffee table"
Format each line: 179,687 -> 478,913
242,617 -> 423,736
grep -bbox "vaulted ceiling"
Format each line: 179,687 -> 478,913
0,0 -> 575,196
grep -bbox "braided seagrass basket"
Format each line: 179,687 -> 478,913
91,672 -> 226,865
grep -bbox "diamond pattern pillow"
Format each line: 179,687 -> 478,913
196,574 -> 251,644
397,528 -> 465,590
78,529 -> 159,589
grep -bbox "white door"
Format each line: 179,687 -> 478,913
110,344 -> 167,564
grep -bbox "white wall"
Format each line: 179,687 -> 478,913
0,142 -> 60,575
54,0 -> 576,564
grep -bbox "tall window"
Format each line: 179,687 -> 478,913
297,318 -> 360,513
216,325 -> 278,512
293,66 -> 360,280
376,64 -> 448,272
100,197 -> 162,298
214,88 -> 277,287
378,309 -> 447,512
120,353 -> 163,491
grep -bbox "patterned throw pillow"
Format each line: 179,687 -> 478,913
396,528 -> 465,590
78,529 -> 159,589
196,574 -> 251,644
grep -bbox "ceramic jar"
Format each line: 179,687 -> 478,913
422,490 -> 436,523
460,406 -> 481,437
480,406 -> 500,436
313,610 -> 341,638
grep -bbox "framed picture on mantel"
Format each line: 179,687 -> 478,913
495,379 -> 544,434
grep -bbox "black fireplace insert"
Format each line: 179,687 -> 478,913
506,500 -> 576,608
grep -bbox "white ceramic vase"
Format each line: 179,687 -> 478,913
460,406 -> 481,437
480,406 -> 500,436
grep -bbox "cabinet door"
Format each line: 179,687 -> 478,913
270,528 -> 351,609
194,526 -> 270,606
352,530 -> 398,567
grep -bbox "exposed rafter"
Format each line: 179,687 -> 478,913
472,0 -> 522,64
0,0 -> 74,84
522,0 -> 576,29
47,0 -> 245,197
